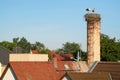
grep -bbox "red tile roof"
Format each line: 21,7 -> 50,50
1,62 -> 59,80
31,50 -> 39,54
50,51 -> 73,61
58,54 -> 73,61
57,71 -> 66,80
56,61 -> 80,71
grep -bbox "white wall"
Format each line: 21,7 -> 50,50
3,67 -> 16,80
62,76 -> 70,80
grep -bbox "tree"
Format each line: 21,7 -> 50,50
35,42 -> 45,50
0,37 -> 47,53
0,41 -> 16,51
13,37 -> 47,53
56,42 -> 81,54
58,42 -> 81,54
31,41 -> 45,53
62,42 -> 81,54
100,33 -> 120,61
13,37 -> 31,53
56,42 -> 86,60
13,37 -> 19,46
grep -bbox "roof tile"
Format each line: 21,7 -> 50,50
9,62 -> 58,80
92,62 -> 120,80
56,61 -> 80,71
67,72 -> 111,80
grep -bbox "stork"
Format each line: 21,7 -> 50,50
86,8 -> 95,13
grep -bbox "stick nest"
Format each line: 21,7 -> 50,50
85,13 -> 101,23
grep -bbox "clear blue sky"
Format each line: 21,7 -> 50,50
0,0 -> 120,51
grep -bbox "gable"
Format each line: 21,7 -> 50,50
62,75 -> 71,80
2,67 -> 16,80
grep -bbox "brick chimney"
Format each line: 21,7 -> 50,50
52,54 -> 58,68
85,13 -> 101,67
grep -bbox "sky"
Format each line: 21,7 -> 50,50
0,0 -> 120,51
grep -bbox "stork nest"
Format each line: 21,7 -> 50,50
85,13 -> 101,23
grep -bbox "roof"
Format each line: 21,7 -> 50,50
0,46 -> 10,65
56,61 -> 80,71
66,72 -> 111,80
1,61 -> 87,80
91,62 -> 120,80
1,62 -> 60,80
31,50 -> 39,54
50,51 -> 73,61
56,54 -> 73,61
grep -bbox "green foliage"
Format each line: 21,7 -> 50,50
2,33 -> 120,62
56,42 -> 87,60
0,37 -> 47,53
0,41 -> 16,51
56,42 -> 81,54
31,42 -> 45,50
80,51 -> 87,61
73,50 -> 87,61
100,33 -> 120,61
62,42 -> 81,54
13,37 -> 31,53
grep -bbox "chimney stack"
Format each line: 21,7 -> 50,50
52,54 -> 58,68
85,13 -> 101,67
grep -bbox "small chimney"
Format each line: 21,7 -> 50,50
52,54 -> 57,68
85,13 -> 101,67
